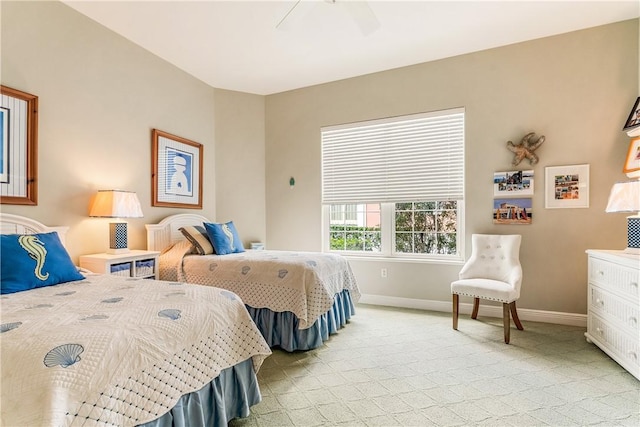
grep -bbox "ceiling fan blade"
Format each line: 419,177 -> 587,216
276,0 -> 315,31
342,1 -> 380,36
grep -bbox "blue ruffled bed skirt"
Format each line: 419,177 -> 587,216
246,289 -> 355,352
140,357 -> 259,427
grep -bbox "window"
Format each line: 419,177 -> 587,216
322,108 -> 464,260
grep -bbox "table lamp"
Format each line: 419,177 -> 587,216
89,190 -> 143,254
606,180 -> 640,254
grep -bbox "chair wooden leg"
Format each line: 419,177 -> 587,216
452,294 -> 459,330
471,297 -> 480,319
510,301 -> 524,330
503,303 -> 511,344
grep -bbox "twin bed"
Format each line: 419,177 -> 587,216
146,214 -> 360,352
0,214 -> 271,426
1,212 -> 359,425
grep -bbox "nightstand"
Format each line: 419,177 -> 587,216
79,250 -> 160,279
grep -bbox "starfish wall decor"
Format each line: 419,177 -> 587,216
506,132 -> 545,166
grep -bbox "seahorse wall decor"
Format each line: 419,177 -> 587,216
506,132 -> 545,166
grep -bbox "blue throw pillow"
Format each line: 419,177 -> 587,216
204,221 -> 245,255
1,232 -> 85,294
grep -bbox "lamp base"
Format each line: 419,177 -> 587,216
109,222 -> 129,254
626,217 -> 640,255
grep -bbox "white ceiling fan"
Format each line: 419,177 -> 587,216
276,0 -> 381,36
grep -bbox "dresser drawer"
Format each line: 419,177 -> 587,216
589,285 -> 639,334
588,257 -> 639,300
588,314 -> 640,371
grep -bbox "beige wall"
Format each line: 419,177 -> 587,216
213,88 -> 266,245
0,1 -> 266,259
265,19 -> 639,316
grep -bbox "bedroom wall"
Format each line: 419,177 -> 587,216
0,1 -> 266,259
265,19 -> 639,319
213,88 -> 266,245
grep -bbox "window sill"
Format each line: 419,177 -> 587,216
339,254 -> 465,266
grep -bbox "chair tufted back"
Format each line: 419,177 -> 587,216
459,234 -> 522,291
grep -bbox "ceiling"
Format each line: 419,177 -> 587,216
62,1 -> 639,96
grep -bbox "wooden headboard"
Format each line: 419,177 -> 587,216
145,213 -> 210,252
0,213 -> 69,246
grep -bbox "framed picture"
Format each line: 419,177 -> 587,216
152,129 -> 203,209
493,170 -> 534,197
545,164 -> 589,209
493,198 -> 532,225
0,86 -> 38,205
623,137 -> 640,174
623,97 -> 640,131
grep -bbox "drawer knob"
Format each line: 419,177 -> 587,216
597,270 -> 604,276
629,351 -> 637,360
631,282 -> 638,288
630,317 -> 638,326
596,327 -> 603,335
595,298 -> 604,306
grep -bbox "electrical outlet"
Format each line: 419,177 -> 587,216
381,268 -> 387,278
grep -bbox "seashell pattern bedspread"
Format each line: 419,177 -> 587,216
0,273 -> 271,427
160,243 -> 360,330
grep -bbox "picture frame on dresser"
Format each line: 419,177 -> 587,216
623,137 -> 640,174
622,96 -> 640,131
0,86 -> 38,205
151,129 -> 203,209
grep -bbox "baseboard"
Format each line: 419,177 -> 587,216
357,293 -> 586,327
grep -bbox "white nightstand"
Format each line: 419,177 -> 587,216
79,250 -> 160,280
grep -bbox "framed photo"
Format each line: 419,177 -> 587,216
623,97 -> 640,131
623,137 -> 640,174
152,129 -> 203,209
493,170 -> 534,197
493,198 -> 532,225
0,86 -> 38,205
545,164 -> 589,209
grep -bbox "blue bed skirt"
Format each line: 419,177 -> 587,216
246,289 -> 355,352
140,357 -> 259,427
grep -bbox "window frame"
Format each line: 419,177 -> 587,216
323,201 -> 465,263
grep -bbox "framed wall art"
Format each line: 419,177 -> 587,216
152,129 -> 203,209
623,137 -> 640,175
493,170 -> 534,197
493,197 -> 532,225
544,164 -> 590,209
0,86 -> 38,205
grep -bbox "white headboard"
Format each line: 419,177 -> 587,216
145,213 -> 210,252
0,213 -> 70,246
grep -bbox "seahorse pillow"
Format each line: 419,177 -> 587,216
203,221 -> 245,255
0,232 -> 85,294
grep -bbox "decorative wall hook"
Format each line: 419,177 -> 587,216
507,132 -> 545,166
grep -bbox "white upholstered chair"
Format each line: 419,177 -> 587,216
451,234 -> 523,344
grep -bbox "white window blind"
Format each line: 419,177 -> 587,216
322,108 -> 464,204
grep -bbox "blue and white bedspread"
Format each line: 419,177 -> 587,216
0,274 -> 272,427
160,243 -> 361,330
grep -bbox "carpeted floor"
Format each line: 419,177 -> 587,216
230,304 -> 639,426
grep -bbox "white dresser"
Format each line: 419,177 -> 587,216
585,250 -> 639,380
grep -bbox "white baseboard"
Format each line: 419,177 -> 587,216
358,293 -> 586,327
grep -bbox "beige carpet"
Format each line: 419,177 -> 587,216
230,304 -> 639,426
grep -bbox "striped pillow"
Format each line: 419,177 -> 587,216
179,225 -> 214,255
